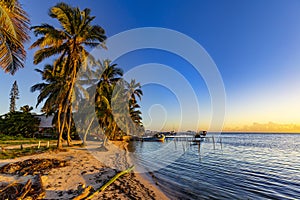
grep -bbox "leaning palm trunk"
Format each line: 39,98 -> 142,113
103,135 -> 108,147
66,105 -> 73,146
58,108 -> 68,149
83,117 -> 95,146
57,104 -> 63,148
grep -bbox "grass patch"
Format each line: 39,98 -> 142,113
0,146 -> 57,160
0,134 -> 56,146
0,140 -> 56,146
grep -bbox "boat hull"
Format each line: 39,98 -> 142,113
142,134 -> 165,142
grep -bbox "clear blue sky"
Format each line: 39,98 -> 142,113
1,0 -> 300,131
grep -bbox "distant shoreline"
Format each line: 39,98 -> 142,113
219,131 -> 300,134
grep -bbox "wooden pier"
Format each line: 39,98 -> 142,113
165,135 -> 206,141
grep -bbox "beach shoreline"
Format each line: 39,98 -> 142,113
0,141 -> 169,199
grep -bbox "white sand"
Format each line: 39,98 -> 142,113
0,141 -> 169,200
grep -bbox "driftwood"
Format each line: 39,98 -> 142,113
17,179 -> 32,200
0,158 -> 62,199
0,174 -> 45,200
72,165 -> 135,200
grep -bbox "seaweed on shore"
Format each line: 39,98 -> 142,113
0,158 -> 68,176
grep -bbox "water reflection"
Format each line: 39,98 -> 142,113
129,133 -> 300,199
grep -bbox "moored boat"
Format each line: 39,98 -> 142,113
190,131 -> 207,145
142,133 -> 165,142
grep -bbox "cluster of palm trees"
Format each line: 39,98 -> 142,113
74,60 -> 144,145
1,1 -> 144,149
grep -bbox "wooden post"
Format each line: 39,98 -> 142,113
212,136 -> 215,150
174,139 -> 177,150
38,141 -> 41,149
47,141 -> 50,148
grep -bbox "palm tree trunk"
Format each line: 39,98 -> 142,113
59,109 -> 68,149
66,105 -> 72,146
57,105 -> 63,148
59,63 -> 77,149
103,134 -> 108,147
83,117 -> 95,146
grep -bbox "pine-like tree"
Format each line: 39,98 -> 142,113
9,81 -> 19,112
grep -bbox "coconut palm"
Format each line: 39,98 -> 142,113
122,79 -> 144,135
94,60 -> 124,140
32,62 -> 85,146
0,0 -> 30,74
20,105 -> 33,113
31,64 -> 69,142
127,81 -> 144,135
94,60 -> 144,139
126,79 -> 143,103
30,3 -> 106,148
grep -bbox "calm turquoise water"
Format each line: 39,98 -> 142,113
129,133 -> 300,200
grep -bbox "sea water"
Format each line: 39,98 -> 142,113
129,133 -> 300,200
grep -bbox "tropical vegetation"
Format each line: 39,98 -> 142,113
74,60 -> 144,145
30,2 -> 106,148
1,2 -> 144,149
94,60 -> 144,141
0,106 -> 40,138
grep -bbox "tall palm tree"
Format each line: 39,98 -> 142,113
30,3 -> 106,148
94,60 -> 144,139
95,60 -> 123,140
32,61 -> 84,146
0,0 -> 30,74
31,64 -> 69,141
126,80 -> 144,135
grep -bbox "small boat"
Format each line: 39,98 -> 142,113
142,133 -> 165,142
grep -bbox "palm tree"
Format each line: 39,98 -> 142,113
126,80 -> 144,135
0,0 -> 30,74
94,60 -> 145,139
30,3 -> 106,148
20,105 -> 33,113
95,60 -> 123,140
31,64 -> 68,141
126,79 -> 143,103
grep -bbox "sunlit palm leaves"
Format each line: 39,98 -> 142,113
0,0 -> 30,74
31,64 -> 67,114
31,3 -> 106,148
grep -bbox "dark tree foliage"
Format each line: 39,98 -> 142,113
0,111 -> 40,138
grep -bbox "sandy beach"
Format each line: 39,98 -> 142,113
0,141 -> 169,200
